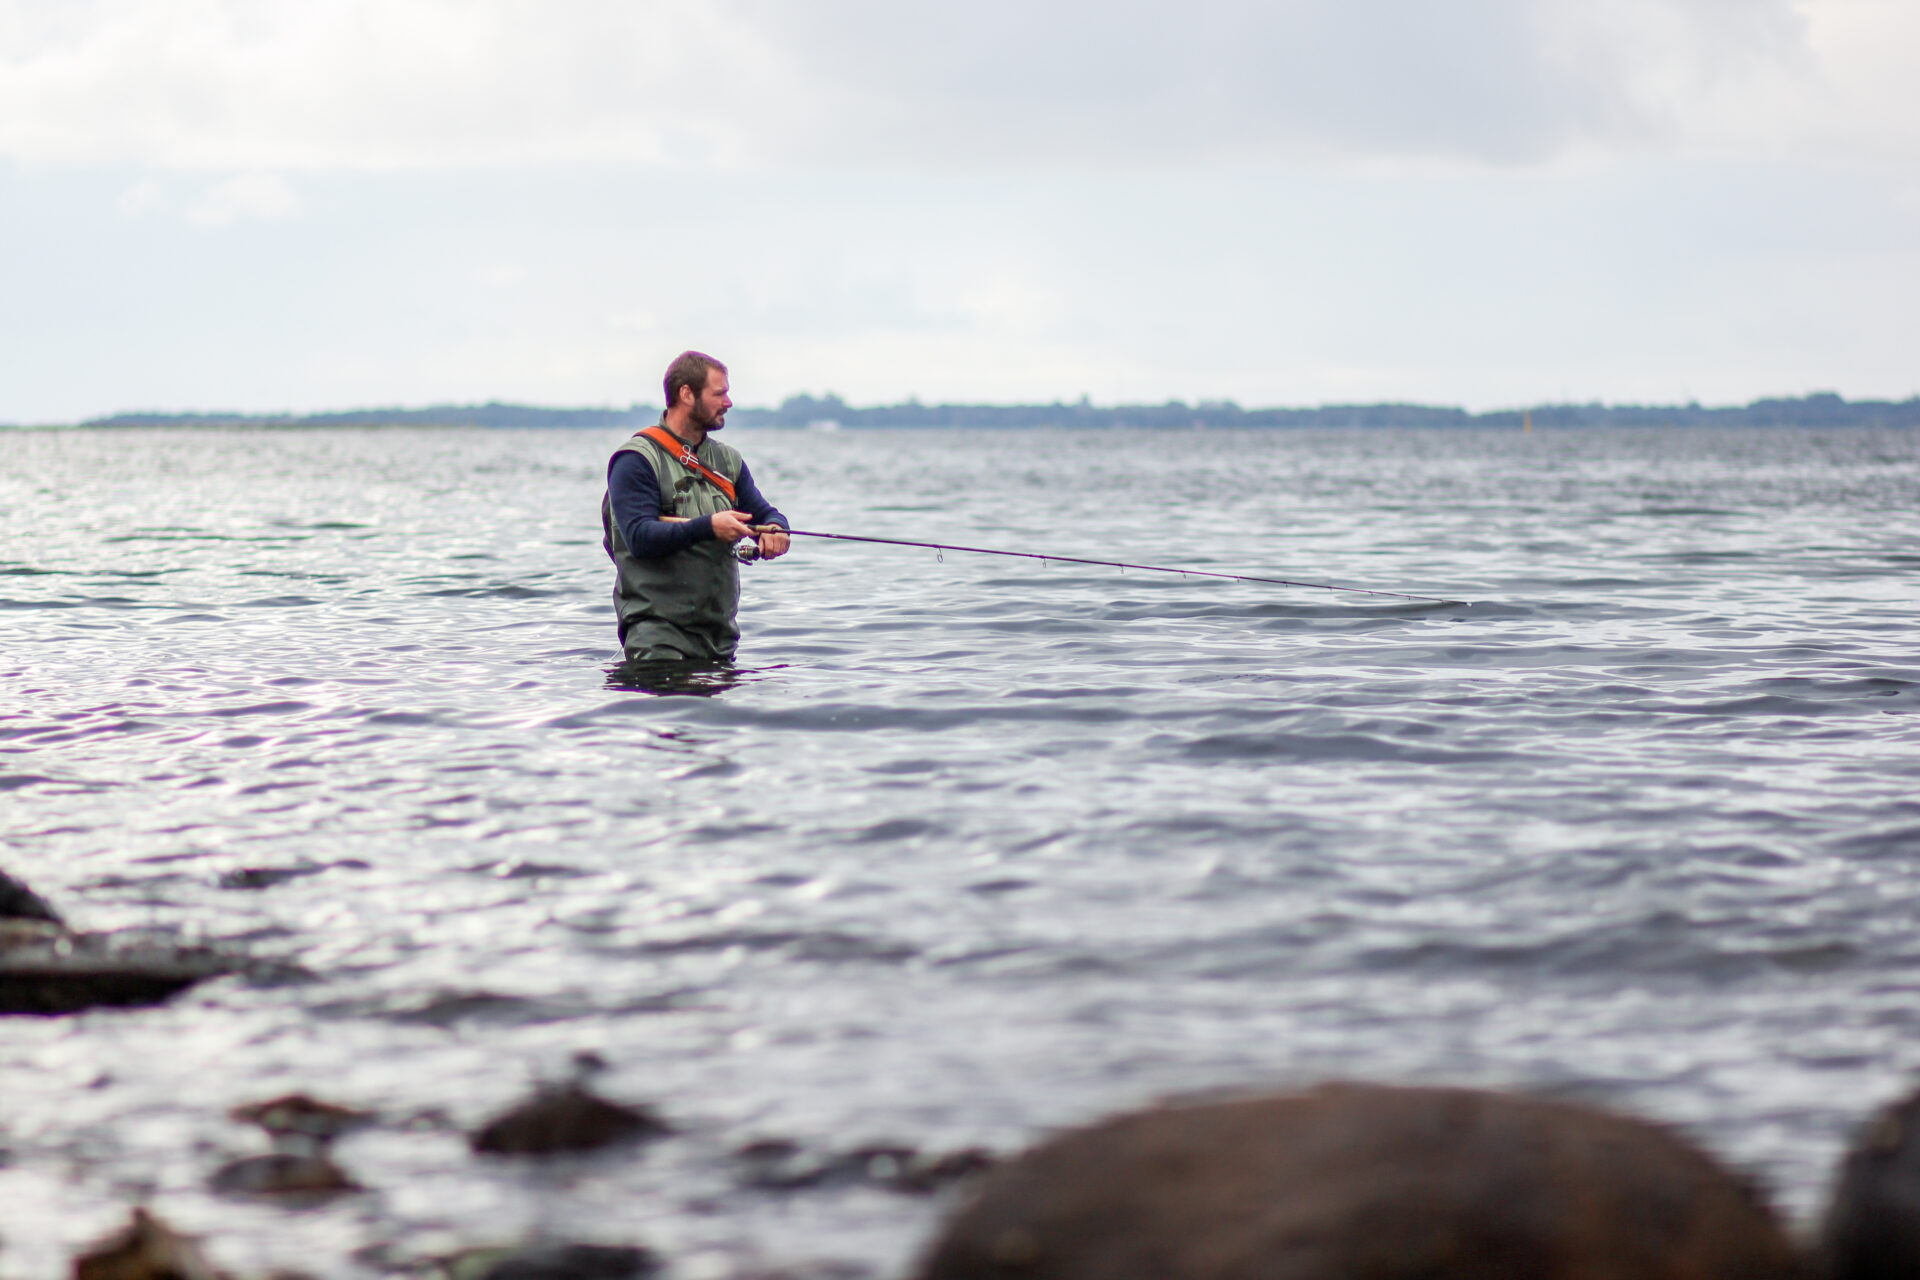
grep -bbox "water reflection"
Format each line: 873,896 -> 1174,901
604,657 -> 752,697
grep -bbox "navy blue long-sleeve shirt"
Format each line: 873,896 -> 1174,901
607,449 -> 789,559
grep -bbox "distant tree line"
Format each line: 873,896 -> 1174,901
735,391 -> 1920,430
31,390 -> 1920,431
73,401 -> 645,430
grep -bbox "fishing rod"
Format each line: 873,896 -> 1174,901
749,528 -> 1458,603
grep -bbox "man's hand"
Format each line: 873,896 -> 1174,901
756,526 -> 791,561
710,510 -> 755,543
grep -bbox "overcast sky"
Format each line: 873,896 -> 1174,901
2,0 -> 1916,421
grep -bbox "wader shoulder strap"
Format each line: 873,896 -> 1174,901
639,427 -> 737,503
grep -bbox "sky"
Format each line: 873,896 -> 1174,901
2,0 -> 1916,422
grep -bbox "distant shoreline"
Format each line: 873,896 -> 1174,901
8,391 -> 1918,432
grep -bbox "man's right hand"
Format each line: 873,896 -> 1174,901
709,510 -> 755,543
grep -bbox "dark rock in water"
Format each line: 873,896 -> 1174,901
217,865 -> 325,891
72,1208 -> 221,1280
737,1138 -> 994,1194
914,1083 -> 1804,1280
230,1093 -> 374,1143
0,931 -> 237,1016
1822,1085 -> 1920,1280
0,880 -> 292,1016
209,1150 -> 360,1198
471,1082 -> 668,1156
0,869 -> 61,924
444,1243 -> 658,1280
895,1147 -> 997,1193
215,1092 -> 369,1198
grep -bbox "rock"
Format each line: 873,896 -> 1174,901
0,932 -> 237,1016
0,917 -> 67,951
888,1147 -> 997,1194
72,1208 -> 222,1280
208,1151 -> 360,1198
0,869 -> 61,924
1822,1085 -> 1920,1280
913,1083 -> 1805,1280
216,866 -> 323,891
214,1093 -> 369,1199
736,1139 -> 994,1194
471,1083 -> 668,1156
229,1094 -> 373,1144
440,1243 -> 657,1280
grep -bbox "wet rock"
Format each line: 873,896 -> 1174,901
72,1208 -> 222,1280
0,930 -> 239,1016
229,1094 -> 373,1144
914,1083 -> 1805,1280
1,868 -> 61,924
215,1093 -> 369,1199
209,1151 -> 360,1198
440,1243 -> 657,1280
0,871 -> 258,1016
0,916 -> 67,951
216,866 -> 324,891
1822,1085 -> 1920,1280
736,1139 -> 994,1194
471,1082 -> 668,1156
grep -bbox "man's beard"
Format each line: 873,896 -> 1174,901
691,402 -> 726,432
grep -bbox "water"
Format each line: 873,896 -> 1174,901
3,424 -> 1918,1278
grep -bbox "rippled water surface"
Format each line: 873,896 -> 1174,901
3,424 -> 1919,1278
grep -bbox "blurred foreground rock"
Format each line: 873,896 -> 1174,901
1821,1085 -> 1920,1279
73,1209 -> 222,1280
209,1151 -> 359,1198
212,1093 -> 369,1200
0,930 -> 241,1016
0,868 -> 292,1016
229,1094 -> 373,1146
471,1082 -> 668,1156
1,868 -> 62,924
914,1082 -> 1806,1280
438,1243 -> 657,1280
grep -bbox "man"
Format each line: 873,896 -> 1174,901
601,351 -> 790,662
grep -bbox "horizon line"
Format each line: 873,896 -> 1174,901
8,388 -> 1919,430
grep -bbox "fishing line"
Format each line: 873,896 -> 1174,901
769,529 -> 1459,603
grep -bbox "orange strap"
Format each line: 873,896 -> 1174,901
640,426 -> 736,503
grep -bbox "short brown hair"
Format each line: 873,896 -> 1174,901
664,350 -> 726,409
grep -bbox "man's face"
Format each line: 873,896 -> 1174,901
686,370 -> 732,431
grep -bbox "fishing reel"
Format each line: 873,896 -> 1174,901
733,525 -> 786,565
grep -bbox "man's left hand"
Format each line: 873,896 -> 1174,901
756,527 -> 791,561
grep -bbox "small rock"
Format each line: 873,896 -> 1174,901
208,1151 -> 359,1198
441,1244 -> 657,1280
0,916 -> 67,951
216,866 -> 323,891
0,869 -> 61,924
72,1208 -> 221,1280
736,1140 -> 993,1194
471,1083 -> 668,1156
229,1094 -> 373,1143
891,1147 -> 996,1193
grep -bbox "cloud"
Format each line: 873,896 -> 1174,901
0,0 -> 1881,174
741,0 -> 1810,166
115,177 -> 167,217
185,171 -> 299,225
